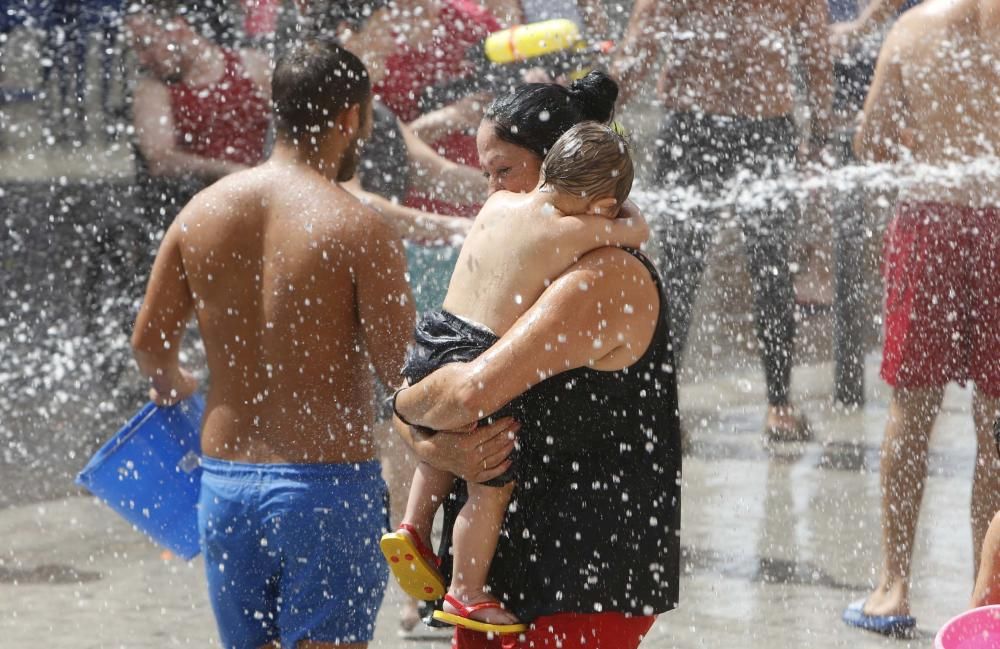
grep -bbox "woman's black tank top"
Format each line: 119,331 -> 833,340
436,249 -> 682,622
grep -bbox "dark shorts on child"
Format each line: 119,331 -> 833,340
881,201 -> 1000,396
402,309 -> 519,486
198,457 -> 389,648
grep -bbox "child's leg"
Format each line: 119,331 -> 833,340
401,460 -> 456,545
446,480 -> 519,624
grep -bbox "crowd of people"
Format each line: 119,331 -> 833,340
81,0 -> 1000,646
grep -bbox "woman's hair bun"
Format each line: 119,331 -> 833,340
568,70 -> 619,123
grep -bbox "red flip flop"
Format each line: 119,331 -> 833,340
432,594 -> 527,634
380,523 -> 445,601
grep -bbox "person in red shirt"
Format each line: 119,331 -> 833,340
336,0 -> 501,216
128,2 -> 271,233
92,2 -> 272,345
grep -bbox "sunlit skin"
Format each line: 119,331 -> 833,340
856,0 -> 1000,204
613,0 -> 833,143
132,99 -> 415,472
476,120 -> 544,195
853,0 -> 1000,621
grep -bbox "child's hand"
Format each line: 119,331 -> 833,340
618,200 -> 651,243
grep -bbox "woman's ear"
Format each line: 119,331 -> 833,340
587,197 -> 618,217
338,103 -> 362,137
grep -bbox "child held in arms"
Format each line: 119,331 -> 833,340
383,121 -> 639,633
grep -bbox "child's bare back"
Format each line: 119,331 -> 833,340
444,127 -> 643,336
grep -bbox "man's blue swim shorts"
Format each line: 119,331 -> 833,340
198,457 -> 390,648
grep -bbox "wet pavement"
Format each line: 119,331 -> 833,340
0,355 -> 979,648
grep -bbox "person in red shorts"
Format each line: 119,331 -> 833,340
843,0 -> 1000,636
452,613 -> 655,649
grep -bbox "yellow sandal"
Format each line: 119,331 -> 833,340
379,523 -> 446,601
432,594 -> 528,634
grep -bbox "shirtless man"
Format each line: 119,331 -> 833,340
131,41 -> 413,649
613,0 -> 833,441
842,0 -> 1000,635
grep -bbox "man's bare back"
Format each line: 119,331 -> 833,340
135,159 -> 413,464
859,0 -> 1000,205
658,0 -> 830,118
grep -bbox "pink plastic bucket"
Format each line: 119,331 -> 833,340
936,605 -> 1000,649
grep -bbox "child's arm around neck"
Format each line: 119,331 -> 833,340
547,198 -> 650,259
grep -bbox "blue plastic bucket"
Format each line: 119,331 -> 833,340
76,395 -> 204,559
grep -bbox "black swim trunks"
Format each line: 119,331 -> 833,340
401,310 -> 521,487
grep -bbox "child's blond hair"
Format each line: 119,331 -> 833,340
540,122 -> 634,209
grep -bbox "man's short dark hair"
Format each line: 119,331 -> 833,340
272,39 -> 371,142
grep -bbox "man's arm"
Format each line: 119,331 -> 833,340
133,79 -> 247,180
407,94 -> 489,148
795,0 -> 834,155
401,118 -> 487,205
832,0 -> 915,53
394,247 -> 660,430
239,48 -> 272,105
351,205 -> 417,387
610,0 -> 671,102
854,23 -> 909,162
343,178 -> 472,241
131,219 -> 198,404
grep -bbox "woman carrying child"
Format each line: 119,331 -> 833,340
389,72 -> 683,649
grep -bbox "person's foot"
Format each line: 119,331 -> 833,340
765,405 -> 812,443
444,590 -> 521,626
380,523 -> 445,601
399,597 -> 421,633
863,580 -> 910,618
397,522 -> 432,556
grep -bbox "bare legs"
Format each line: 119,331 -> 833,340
402,461 -> 455,543
865,386 -> 1000,617
443,481 -> 519,625
401,463 -> 519,625
864,387 -> 942,617
970,392 -> 1000,572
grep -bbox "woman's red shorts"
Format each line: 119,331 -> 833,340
881,201 -> 1000,396
451,612 -> 657,649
